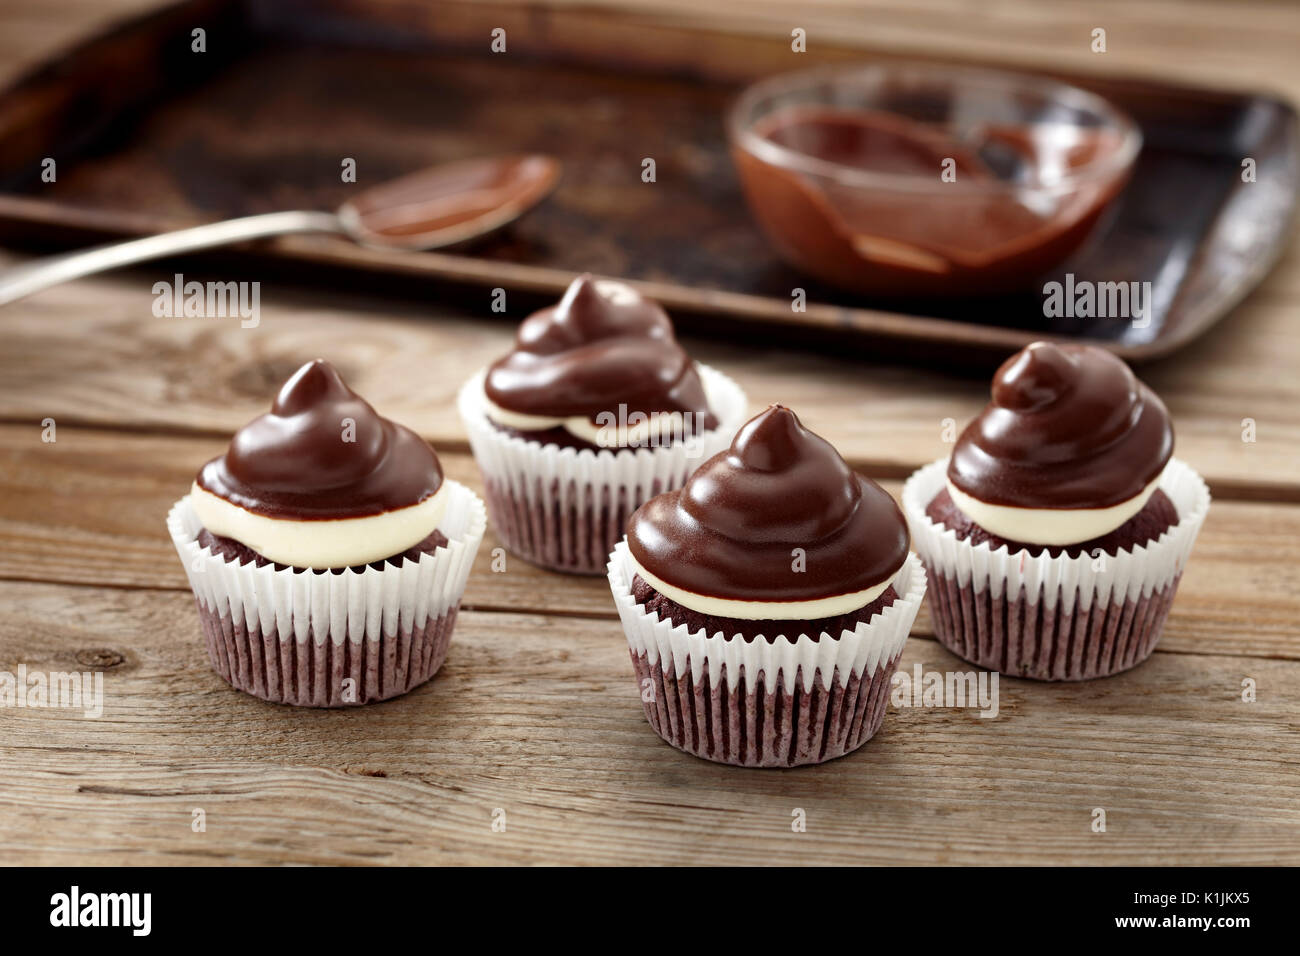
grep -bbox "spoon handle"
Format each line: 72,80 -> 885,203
0,210 -> 344,307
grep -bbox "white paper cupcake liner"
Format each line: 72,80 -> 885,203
167,480 -> 486,705
458,364 -> 747,574
902,457 -> 1210,679
606,541 -> 926,766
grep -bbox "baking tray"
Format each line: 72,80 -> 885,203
0,0 -> 1294,361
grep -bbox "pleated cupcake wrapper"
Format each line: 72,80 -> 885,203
166,481 -> 486,705
901,457 -> 1209,679
606,540 -> 927,695
924,566 -> 1182,681
607,541 -> 925,766
629,649 -> 899,767
457,364 -> 748,574
194,601 -> 459,707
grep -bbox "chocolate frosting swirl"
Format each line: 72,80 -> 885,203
196,360 -> 443,519
484,274 -> 713,422
949,342 -> 1173,509
627,405 -> 909,601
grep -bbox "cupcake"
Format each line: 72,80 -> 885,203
458,274 -> 747,575
167,360 -> 486,706
607,405 -> 926,767
903,342 -> 1210,681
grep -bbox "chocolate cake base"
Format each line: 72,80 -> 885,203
483,476 -> 663,575
631,574 -> 899,642
630,652 -> 899,767
926,568 -> 1179,680
921,487 -> 1183,679
925,487 -> 1179,558
196,528 -> 448,573
196,601 -> 458,707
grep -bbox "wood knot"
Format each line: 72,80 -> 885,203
76,648 -> 125,668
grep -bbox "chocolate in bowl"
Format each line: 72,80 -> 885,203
727,63 -> 1141,296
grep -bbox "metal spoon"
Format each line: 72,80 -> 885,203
0,154 -> 561,306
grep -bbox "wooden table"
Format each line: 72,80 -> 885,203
1,0 -> 1298,866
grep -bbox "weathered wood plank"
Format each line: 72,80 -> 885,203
618,0 -> 1300,98
2,425 -> 1297,660
5,0 -> 1300,104
1,581 -> 1296,865
1,269 -> 1298,499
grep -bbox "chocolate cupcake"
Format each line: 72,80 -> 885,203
607,405 -> 926,767
902,342 -> 1209,681
458,274 -> 747,574
166,360 -> 486,706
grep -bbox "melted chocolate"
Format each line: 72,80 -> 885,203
734,106 -> 1130,296
948,342 -> 1172,509
758,106 -> 992,179
196,360 -> 443,519
484,274 -> 715,425
627,405 -> 909,602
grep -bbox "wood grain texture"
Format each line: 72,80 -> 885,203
2,424 -> 1297,661
523,0 -> 1300,99
2,0 -> 1299,868
2,581 -> 1297,866
0,269 -> 1297,499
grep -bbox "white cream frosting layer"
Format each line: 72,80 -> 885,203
483,385 -> 711,449
629,551 -> 899,622
945,473 -> 1161,547
190,481 -> 449,569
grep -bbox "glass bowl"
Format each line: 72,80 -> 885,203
727,62 -> 1142,297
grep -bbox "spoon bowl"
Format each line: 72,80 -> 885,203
339,154 -> 561,250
